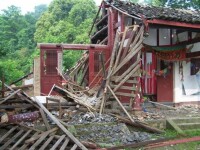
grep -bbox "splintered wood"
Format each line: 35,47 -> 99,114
99,25 -> 144,113
0,124 -> 87,150
63,25 -> 144,116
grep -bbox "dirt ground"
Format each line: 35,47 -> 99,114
132,102 -> 200,121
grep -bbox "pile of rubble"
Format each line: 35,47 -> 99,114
0,81 -> 164,150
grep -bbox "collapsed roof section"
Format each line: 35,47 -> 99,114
105,0 -> 200,24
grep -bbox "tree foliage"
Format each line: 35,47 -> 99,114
0,0 -> 97,84
34,0 -> 97,69
0,4 -> 47,83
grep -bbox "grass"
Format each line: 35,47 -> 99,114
124,129 -> 200,150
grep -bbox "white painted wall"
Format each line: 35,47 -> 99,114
174,34 -> 200,103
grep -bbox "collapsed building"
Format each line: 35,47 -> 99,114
36,0 -> 200,107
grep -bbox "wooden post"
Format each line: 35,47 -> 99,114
107,85 -> 135,123
1,74 -> 5,98
99,32 -> 120,114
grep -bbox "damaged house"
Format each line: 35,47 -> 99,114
36,0 -> 200,107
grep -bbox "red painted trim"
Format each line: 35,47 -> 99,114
89,50 -> 95,87
147,19 -> 200,29
121,13 -> 125,32
38,44 -> 109,51
146,136 -> 200,149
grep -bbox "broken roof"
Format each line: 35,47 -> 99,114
105,0 -> 200,24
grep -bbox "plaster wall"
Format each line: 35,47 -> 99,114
174,32 -> 200,103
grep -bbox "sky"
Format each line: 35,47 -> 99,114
0,0 -> 102,14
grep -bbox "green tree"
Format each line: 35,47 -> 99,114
34,0 -> 97,69
0,60 -> 24,84
0,4 -> 47,83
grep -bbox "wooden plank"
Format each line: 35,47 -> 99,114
39,108 -> 51,131
112,44 -> 143,76
113,65 -> 140,92
128,26 -> 144,52
80,64 -> 89,86
29,131 -> 51,150
25,127 -> 58,144
100,32 -> 121,114
0,129 -> 24,150
166,119 -> 185,135
121,25 -> 139,60
107,85 -> 135,123
110,74 -> 139,81
39,136 -> 54,150
112,114 -> 164,134
112,26 -> 144,76
50,135 -> 66,150
0,89 -> 21,104
18,123 -> 43,133
111,85 -> 136,91
71,144 -> 78,150
35,98 -> 88,150
115,92 -> 136,97
125,80 -> 138,84
10,130 -> 32,150
115,59 -> 141,82
0,126 -> 18,143
59,138 -> 70,150
113,27 -> 128,70
19,132 -> 39,150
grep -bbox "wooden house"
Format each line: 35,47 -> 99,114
37,0 -> 200,108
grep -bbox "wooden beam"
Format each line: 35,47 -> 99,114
113,64 -> 140,92
0,89 -> 21,105
115,59 -> 141,82
38,136 -> 54,150
121,25 -> 139,60
90,26 -> 108,41
110,85 -> 136,91
50,135 -> 66,150
0,130 -> 24,150
113,27 -> 129,70
39,108 -> 51,131
166,119 -> 185,136
186,51 -> 200,58
115,92 -> 135,97
112,43 -> 143,76
147,19 -> 200,29
107,85 -> 135,123
35,98 -> 88,150
0,126 -> 18,143
10,130 -> 32,150
38,43 -> 109,51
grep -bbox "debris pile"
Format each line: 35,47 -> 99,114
67,113 -> 152,145
0,80 -> 162,149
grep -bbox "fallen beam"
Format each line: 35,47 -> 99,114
1,111 -> 40,123
113,114 -> 164,134
0,89 -> 21,105
103,138 -> 168,150
145,136 -> 200,149
35,97 -> 88,150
